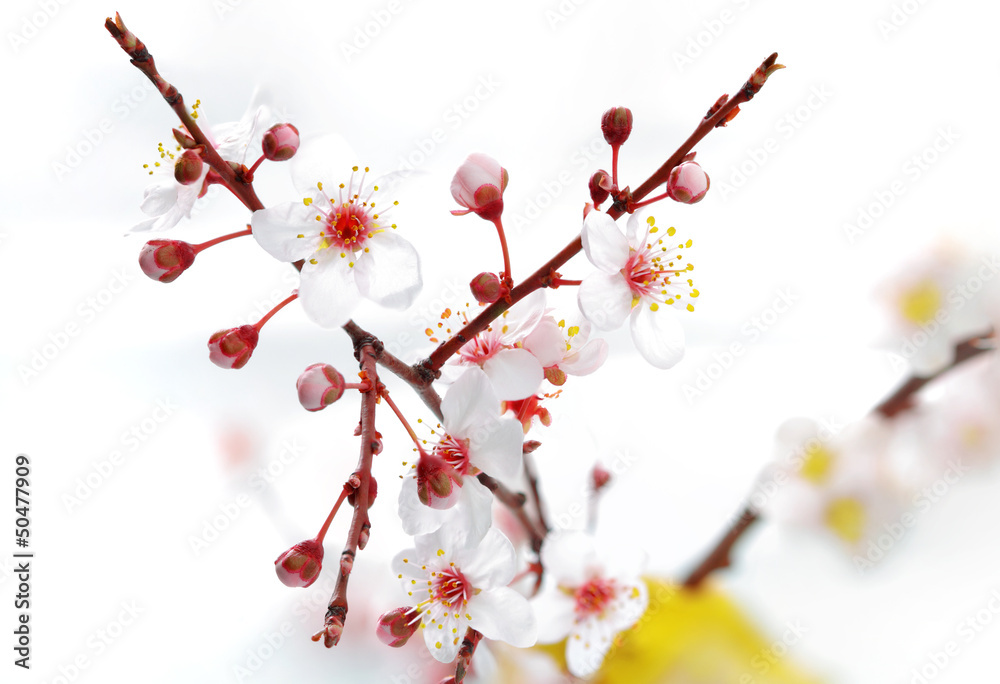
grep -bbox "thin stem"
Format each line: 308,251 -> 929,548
193,226 -> 252,252
523,450 -> 549,534
315,485 -> 351,543
549,278 -> 582,287
245,154 -> 266,181
630,190 -> 670,211
491,217 -> 513,284
611,143 -> 620,188
252,292 -> 298,332
380,390 -> 426,454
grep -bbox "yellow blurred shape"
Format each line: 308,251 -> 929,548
537,579 -> 824,684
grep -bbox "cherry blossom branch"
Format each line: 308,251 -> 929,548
313,339 -> 380,647
449,628 -> 483,684
681,330 -> 997,590
419,53 -> 782,375
477,473 -> 546,552
104,13 -> 264,214
522,443 -> 550,535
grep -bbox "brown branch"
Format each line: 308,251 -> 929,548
478,473 -> 545,552
419,52 -> 782,374
452,628 -> 483,684
313,339 -> 380,647
682,507 -> 760,589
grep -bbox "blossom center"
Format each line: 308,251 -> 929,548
430,566 -> 473,610
620,217 -> 697,313
573,576 -> 617,619
458,330 -> 504,365
322,203 -> 373,251
434,435 -> 471,475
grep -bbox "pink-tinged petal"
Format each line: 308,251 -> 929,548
629,305 -> 685,369
581,212 -> 629,273
354,232 -> 422,309
540,532 -> 598,586
290,134 -> 359,194
451,153 -> 505,208
522,318 -> 566,368
773,417 -> 824,463
496,289 -> 547,342
468,416 -> 524,481
298,250 -> 360,328
251,202 -> 324,262
483,349 -> 543,401
625,213 -> 644,245
423,617 -> 463,663
455,527 -> 516,589
442,368 -> 500,438
578,272 -> 632,331
566,618 -> 616,677
139,180 -> 180,217
397,476 -> 446,537
468,587 -> 538,648
560,338 -> 608,376
532,590 -> 576,644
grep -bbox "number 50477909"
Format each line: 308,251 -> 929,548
15,454 -> 30,547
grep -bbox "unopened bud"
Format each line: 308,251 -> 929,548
172,127 -> 197,149
666,161 -> 710,204
601,107 -> 633,146
376,607 -> 421,647
589,170 -> 614,206
139,239 -> 196,283
262,123 -> 300,161
347,476 -> 378,509
274,538 -> 324,588
450,153 -> 508,221
208,325 -> 259,370
358,521 -> 371,550
592,464 -> 612,491
296,363 -> 346,411
470,272 -> 502,304
340,552 -> 354,577
416,453 -> 462,509
174,149 -> 204,185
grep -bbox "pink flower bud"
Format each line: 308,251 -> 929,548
415,452 -> 462,509
450,153 -> 508,221
262,123 -> 300,161
470,272 -> 502,304
589,170 -> 614,206
138,239 -> 196,283
274,538 -> 324,588
592,464 -> 612,491
296,363 -> 346,411
601,107 -> 633,146
208,325 -> 259,370
172,127 -> 197,149
667,161 -> 710,204
174,149 -> 204,185
376,607 -> 421,648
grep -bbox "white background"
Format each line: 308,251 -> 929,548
2,0 -> 1000,682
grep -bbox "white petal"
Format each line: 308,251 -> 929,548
625,213 -> 645,245
423,615 -> 463,663
139,180 -> 180,217
397,476 -> 447,536
456,527 -> 516,589
483,349 -> 543,400
441,368 -> 500,438
581,212 -> 629,273
468,587 -> 538,648
354,232 -> 422,309
290,134 -> 359,194
497,289 -> 547,342
390,544 -> 427,581
560,338 -> 609,376
522,318 -> 566,368
298,249 -> 361,328
451,477 -> 495,549
532,590 -> 576,644
566,618 -> 615,677
540,532 -> 596,586
468,416 -> 524,481
251,202 -> 324,262
629,305 -> 685,369
607,579 -> 648,632
578,272 -> 632,331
